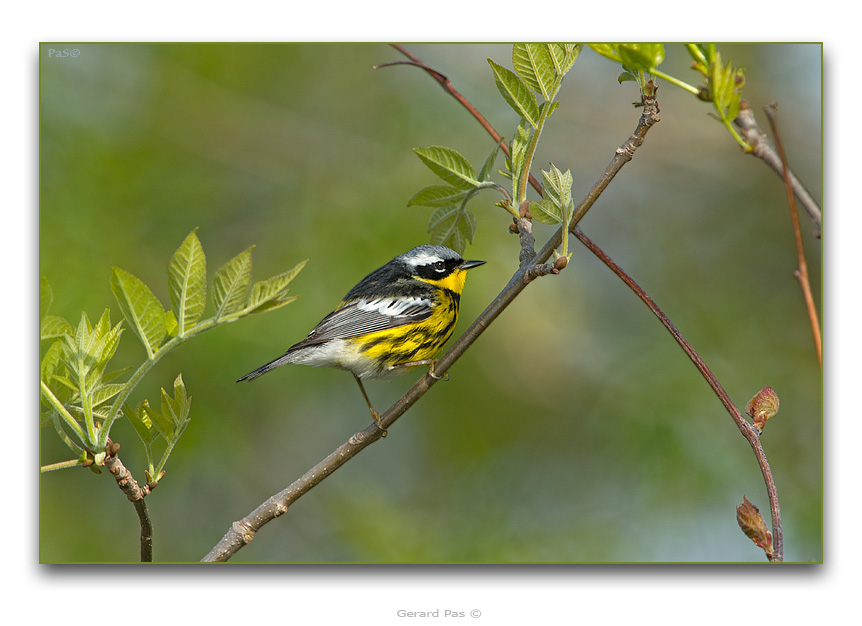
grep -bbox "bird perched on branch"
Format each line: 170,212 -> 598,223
238,244 -> 485,429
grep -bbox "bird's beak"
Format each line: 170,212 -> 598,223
460,259 -> 486,270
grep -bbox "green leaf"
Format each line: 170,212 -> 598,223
540,100 -> 559,119
125,400 -> 159,445
427,206 -> 476,256
161,373 -> 191,429
510,119 -> 531,201
478,139 -> 503,183
541,164 -> 574,213
513,44 -> 556,99
40,340 -> 64,383
408,186 -> 467,209
73,311 -> 95,359
94,318 -> 123,366
168,229 -> 207,336
618,43 -> 665,72
413,146 -> 479,190
588,44 -> 621,63
41,315 -> 73,341
488,59 -> 540,127
164,310 -> 178,337
111,267 -> 167,359
245,260 -> 307,314
142,400 -> 173,441
90,383 -> 126,408
529,200 -> 562,225
213,246 -> 254,319
548,44 -> 581,77
248,293 -> 299,315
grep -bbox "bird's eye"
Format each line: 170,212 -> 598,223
434,261 -> 445,272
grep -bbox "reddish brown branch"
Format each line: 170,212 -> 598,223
762,103 -> 822,367
382,45 -> 545,193
382,47 -> 784,560
572,228 -> 783,561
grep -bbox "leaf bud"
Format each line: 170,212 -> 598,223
736,496 -> 773,558
745,386 -> 779,431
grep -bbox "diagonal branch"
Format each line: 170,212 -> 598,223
572,228 -> 783,561
734,100 -> 821,235
201,61 -> 663,564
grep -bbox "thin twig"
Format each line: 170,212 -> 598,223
762,103 -> 822,367
381,45 -> 545,194
573,228 -> 783,561
103,441 -> 155,562
734,101 -> 821,235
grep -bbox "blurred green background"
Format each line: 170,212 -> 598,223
39,43 -> 821,563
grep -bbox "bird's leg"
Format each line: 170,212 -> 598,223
392,358 -> 448,381
353,374 -> 387,435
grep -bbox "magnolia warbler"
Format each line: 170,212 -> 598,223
237,244 -> 485,429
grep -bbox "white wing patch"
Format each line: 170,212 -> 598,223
356,296 -> 432,317
301,295 -> 434,344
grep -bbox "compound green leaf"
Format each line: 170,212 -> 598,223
90,383 -> 126,409
427,206 -> 476,256
142,400 -> 173,441
111,267 -> 167,359
529,200 -> 562,225
161,373 -> 191,429
40,339 -> 64,383
478,139 -> 503,183
513,44 -> 556,99
510,119 -> 531,200
618,43 -> 665,72
41,315 -> 73,341
94,318 -> 124,366
245,260 -> 307,314
548,44 -> 581,76
488,59 -> 540,127
408,185 -> 467,209
588,44 -> 621,63
168,229 -> 207,336
125,400 -> 159,445
413,146 -> 479,190
541,164 -> 574,213
213,246 -> 254,319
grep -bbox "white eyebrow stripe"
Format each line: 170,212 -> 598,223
403,252 -> 445,267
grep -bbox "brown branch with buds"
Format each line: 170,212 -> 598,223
204,45 -> 790,562
202,51 -> 662,563
103,440 -> 155,562
383,46 -> 785,561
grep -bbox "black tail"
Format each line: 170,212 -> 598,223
236,353 -> 293,382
